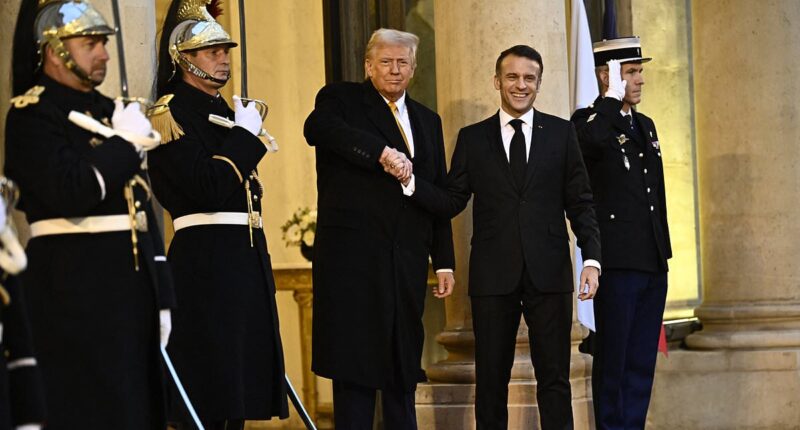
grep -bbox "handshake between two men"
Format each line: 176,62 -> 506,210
378,145 -> 455,299
379,146 -> 413,186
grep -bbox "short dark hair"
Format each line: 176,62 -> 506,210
495,45 -> 544,77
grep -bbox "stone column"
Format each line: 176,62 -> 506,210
415,1 -> 592,428
646,2 -> 800,428
92,0 -> 159,99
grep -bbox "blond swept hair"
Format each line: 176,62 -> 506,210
364,28 -> 419,67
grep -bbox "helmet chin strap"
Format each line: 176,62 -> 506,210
176,53 -> 229,85
41,33 -> 103,88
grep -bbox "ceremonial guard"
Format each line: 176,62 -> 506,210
571,37 -> 672,429
4,1 -> 175,429
148,1 -> 288,428
0,179 -> 45,430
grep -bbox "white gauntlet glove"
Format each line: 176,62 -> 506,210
604,59 -> 627,101
110,100 -> 161,152
233,95 -> 263,137
159,309 -> 172,348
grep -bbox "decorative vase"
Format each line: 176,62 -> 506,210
300,242 -> 314,262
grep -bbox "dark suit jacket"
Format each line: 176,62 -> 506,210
414,110 -> 601,295
571,96 -> 671,273
303,80 -> 455,390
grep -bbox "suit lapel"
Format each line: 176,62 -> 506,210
486,112 -> 515,190
407,102 -> 428,163
362,81 -> 412,158
522,111 -> 542,190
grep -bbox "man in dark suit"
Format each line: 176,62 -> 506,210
412,45 -> 601,430
303,28 -> 455,429
571,37 -> 671,430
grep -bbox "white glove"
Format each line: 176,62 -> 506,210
159,309 -> 172,348
112,100 -> 153,137
604,59 -> 627,101
15,424 -> 43,430
70,110 -> 161,152
111,100 -> 161,152
233,95 -> 263,137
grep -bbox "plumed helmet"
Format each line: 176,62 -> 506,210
157,0 -> 236,95
35,0 -> 115,47
13,0 -> 115,93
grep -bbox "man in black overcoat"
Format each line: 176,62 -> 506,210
304,28 -> 455,430
571,37 -> 672,430
411,45 -> 602,430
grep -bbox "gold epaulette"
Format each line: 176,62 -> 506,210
146,94 -> 184,144
10,86 -> 45,109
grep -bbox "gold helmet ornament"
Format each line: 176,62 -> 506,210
167,0 -> 237,85
34,0 -> 115,86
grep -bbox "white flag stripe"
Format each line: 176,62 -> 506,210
570,0 -> 600,332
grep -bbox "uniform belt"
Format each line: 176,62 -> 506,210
172,212 -> 263,232
29,213 -> 148,238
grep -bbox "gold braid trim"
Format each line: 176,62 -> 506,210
211,155 -> 243,183
10,86 -> 45,109
147,94 -> 184,144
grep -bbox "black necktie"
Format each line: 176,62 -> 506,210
509,119 -> 527,188
624,114 -> 634,130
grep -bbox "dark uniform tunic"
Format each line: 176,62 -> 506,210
3,75 -> 175,430
571,96 -> 671,272
148,80 -> 288,422
0,275 -> 46,430
572,95 -> 672,429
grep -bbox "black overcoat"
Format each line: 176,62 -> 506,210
3,75 -> 175,429
304,81 -> 455,390
571,96 -> 671,272
148,80 -> 288,422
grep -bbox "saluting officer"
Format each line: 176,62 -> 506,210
571,37 -> 672,430
0,179 -> 45,430
147,1 -> 288,429
4,1 -> 175,429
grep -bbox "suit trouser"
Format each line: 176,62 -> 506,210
332,379 -> 417,430
472,269 -> 574,430
592,270 -> 667,430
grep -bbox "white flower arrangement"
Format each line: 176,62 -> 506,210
281,207 -> 317,248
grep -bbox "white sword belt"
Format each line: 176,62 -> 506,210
172,212 -> 263,232
29,213 -> 148,238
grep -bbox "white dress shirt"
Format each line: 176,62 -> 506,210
380,92 -> 418,196
381,93 -> 415,158
499,107 -> 534,161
